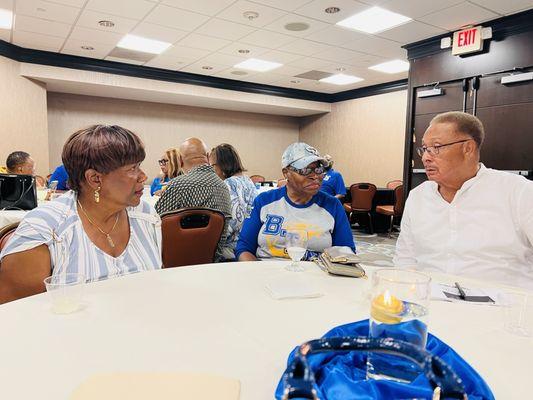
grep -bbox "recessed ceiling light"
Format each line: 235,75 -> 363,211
243,11 -> 259,20
290,80 -> 301,84
284,22 -> 310,32
0,9 -> 13,29
117,34 -> 172,55
336,6 -> 411,34
98,20 -> 115,28
81,46 -> 94,50
234,58 -> 283,72
369,59 -> 410,73
335,67 -> 346,72
231,70 -> 248,76
325,7 -> 340,14
202,66 -> 213,70
319,73 -> 363,85
238,49 -> 250,54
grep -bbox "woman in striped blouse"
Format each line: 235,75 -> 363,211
0,125 -> 162,303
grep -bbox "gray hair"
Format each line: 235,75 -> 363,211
430,111 -> 485,148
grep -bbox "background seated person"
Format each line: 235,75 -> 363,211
394,111 -> 533,290
49,164 -> 69,190
6,151 -> 35,175
209,143 -> 257,260
319,154 -> 346,200
155,137 -> 231,261
236,142 -> 355,262
151,148 -> 181,196
0,125 -> 162,304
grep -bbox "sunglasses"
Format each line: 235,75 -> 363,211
287,165 -> 325,176
158,159 -> 169,166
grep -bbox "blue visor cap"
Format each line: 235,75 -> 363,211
282,142 -> 326,169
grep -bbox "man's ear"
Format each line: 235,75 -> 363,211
179,154 -> 185,168
84,169 -> 102,190
464,140 -> 477,157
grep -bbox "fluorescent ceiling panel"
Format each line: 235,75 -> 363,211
319,73 -> 363,85
336,7 -> 411,34
0,9 -> 13,29
369,59 -> 410,73
234,58 -> 283,72
117,34 -> 172,55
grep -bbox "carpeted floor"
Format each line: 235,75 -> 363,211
351,228 -> 398,267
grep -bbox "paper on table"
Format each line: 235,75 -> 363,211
69,372 -> 240,400
265,276 -> 323,300
431,283 -> 501,305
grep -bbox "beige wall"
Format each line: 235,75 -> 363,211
47,92 -> 299,181
0,56 -> 49,175
299,90 -> 407,187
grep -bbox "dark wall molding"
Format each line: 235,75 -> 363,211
0,40 -> 406,105
403,8 -> 533,60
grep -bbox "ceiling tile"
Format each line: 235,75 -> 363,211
69,26 -> 123,45
343,52 -> 388,68
377,0 -> 463,19
43,0 -> 86,7
263,13 -> 329,37
131,22 -> 188,43
294,0 -> 368,23
244,0 -> 312,12
213,67 -> 258,80
277,38 -> 330,56
161,0 -> 236,16
105,56 -> 146,65
469,0 -> 533,15
377,21 -> 446,44
13,30 -> 65,51
195,18 -> 256,41
200,52 -> 247,66
145,4 -> 210,31
14,15 -> 71,37
61,38 -> 115,58
241,29 -> 295,48
0,0 -> 12,9
288,56 -> 331,69
217,1 -> 287,28
418,2 -> 499,31
16,0 -> 81,24
259,49 -> 302,63
144,54 -> 195,69
76,9 -> 139,34
162,44 -> 211,59
269,64 -> 306,76
304,25 -> 367,45
85,0 -> 155,20
179,61 -> 229,75
343,36 -> 406,59
0,28 -> 9,41
240,72 -> 285,84
178,33 -> 232,51
313,47 -> 365,62
219,41 -> 270,57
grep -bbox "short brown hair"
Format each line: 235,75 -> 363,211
430,111 -> 485,148
62,125 -> 145,191
210,143 -> 245,178
6,151 -> 30,172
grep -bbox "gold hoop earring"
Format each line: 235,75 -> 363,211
94,186 -> 101,203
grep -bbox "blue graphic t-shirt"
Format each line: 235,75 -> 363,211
320,168 -> 346,197
150,176 -> 170,196
235,187 -> 355,260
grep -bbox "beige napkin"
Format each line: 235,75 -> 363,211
70,372 -> 240,400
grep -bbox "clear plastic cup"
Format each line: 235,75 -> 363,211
43,273 -> 85,314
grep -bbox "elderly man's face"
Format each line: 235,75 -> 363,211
19,157 -> 35,175
421,123 -> 473,185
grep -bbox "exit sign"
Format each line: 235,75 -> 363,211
452,26 -> 483,55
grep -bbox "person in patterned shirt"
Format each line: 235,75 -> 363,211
155,137 -> 232,262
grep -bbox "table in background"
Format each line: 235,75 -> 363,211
0,261 -> 530,399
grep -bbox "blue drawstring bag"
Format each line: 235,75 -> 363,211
275,319 -> 494,400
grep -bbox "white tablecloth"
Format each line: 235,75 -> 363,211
0,262 -> 530,399
0,209 -> 27,228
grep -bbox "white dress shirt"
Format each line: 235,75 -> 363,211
394,164 -> 533,290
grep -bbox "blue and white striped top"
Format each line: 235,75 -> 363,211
0,191 -> 162,282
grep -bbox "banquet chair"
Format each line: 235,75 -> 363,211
249,175 -> 265,184
343,183 -> 377,234
376,184 -> 404,237
160,208 -> 225,268
0,222 -> 19,251
386,180 -> 403,189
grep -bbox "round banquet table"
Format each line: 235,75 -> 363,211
0,261 -> 531,399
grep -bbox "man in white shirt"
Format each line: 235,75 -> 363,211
394,111 -> 533,289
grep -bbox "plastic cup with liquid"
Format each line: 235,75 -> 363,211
44,273 -> 85,314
